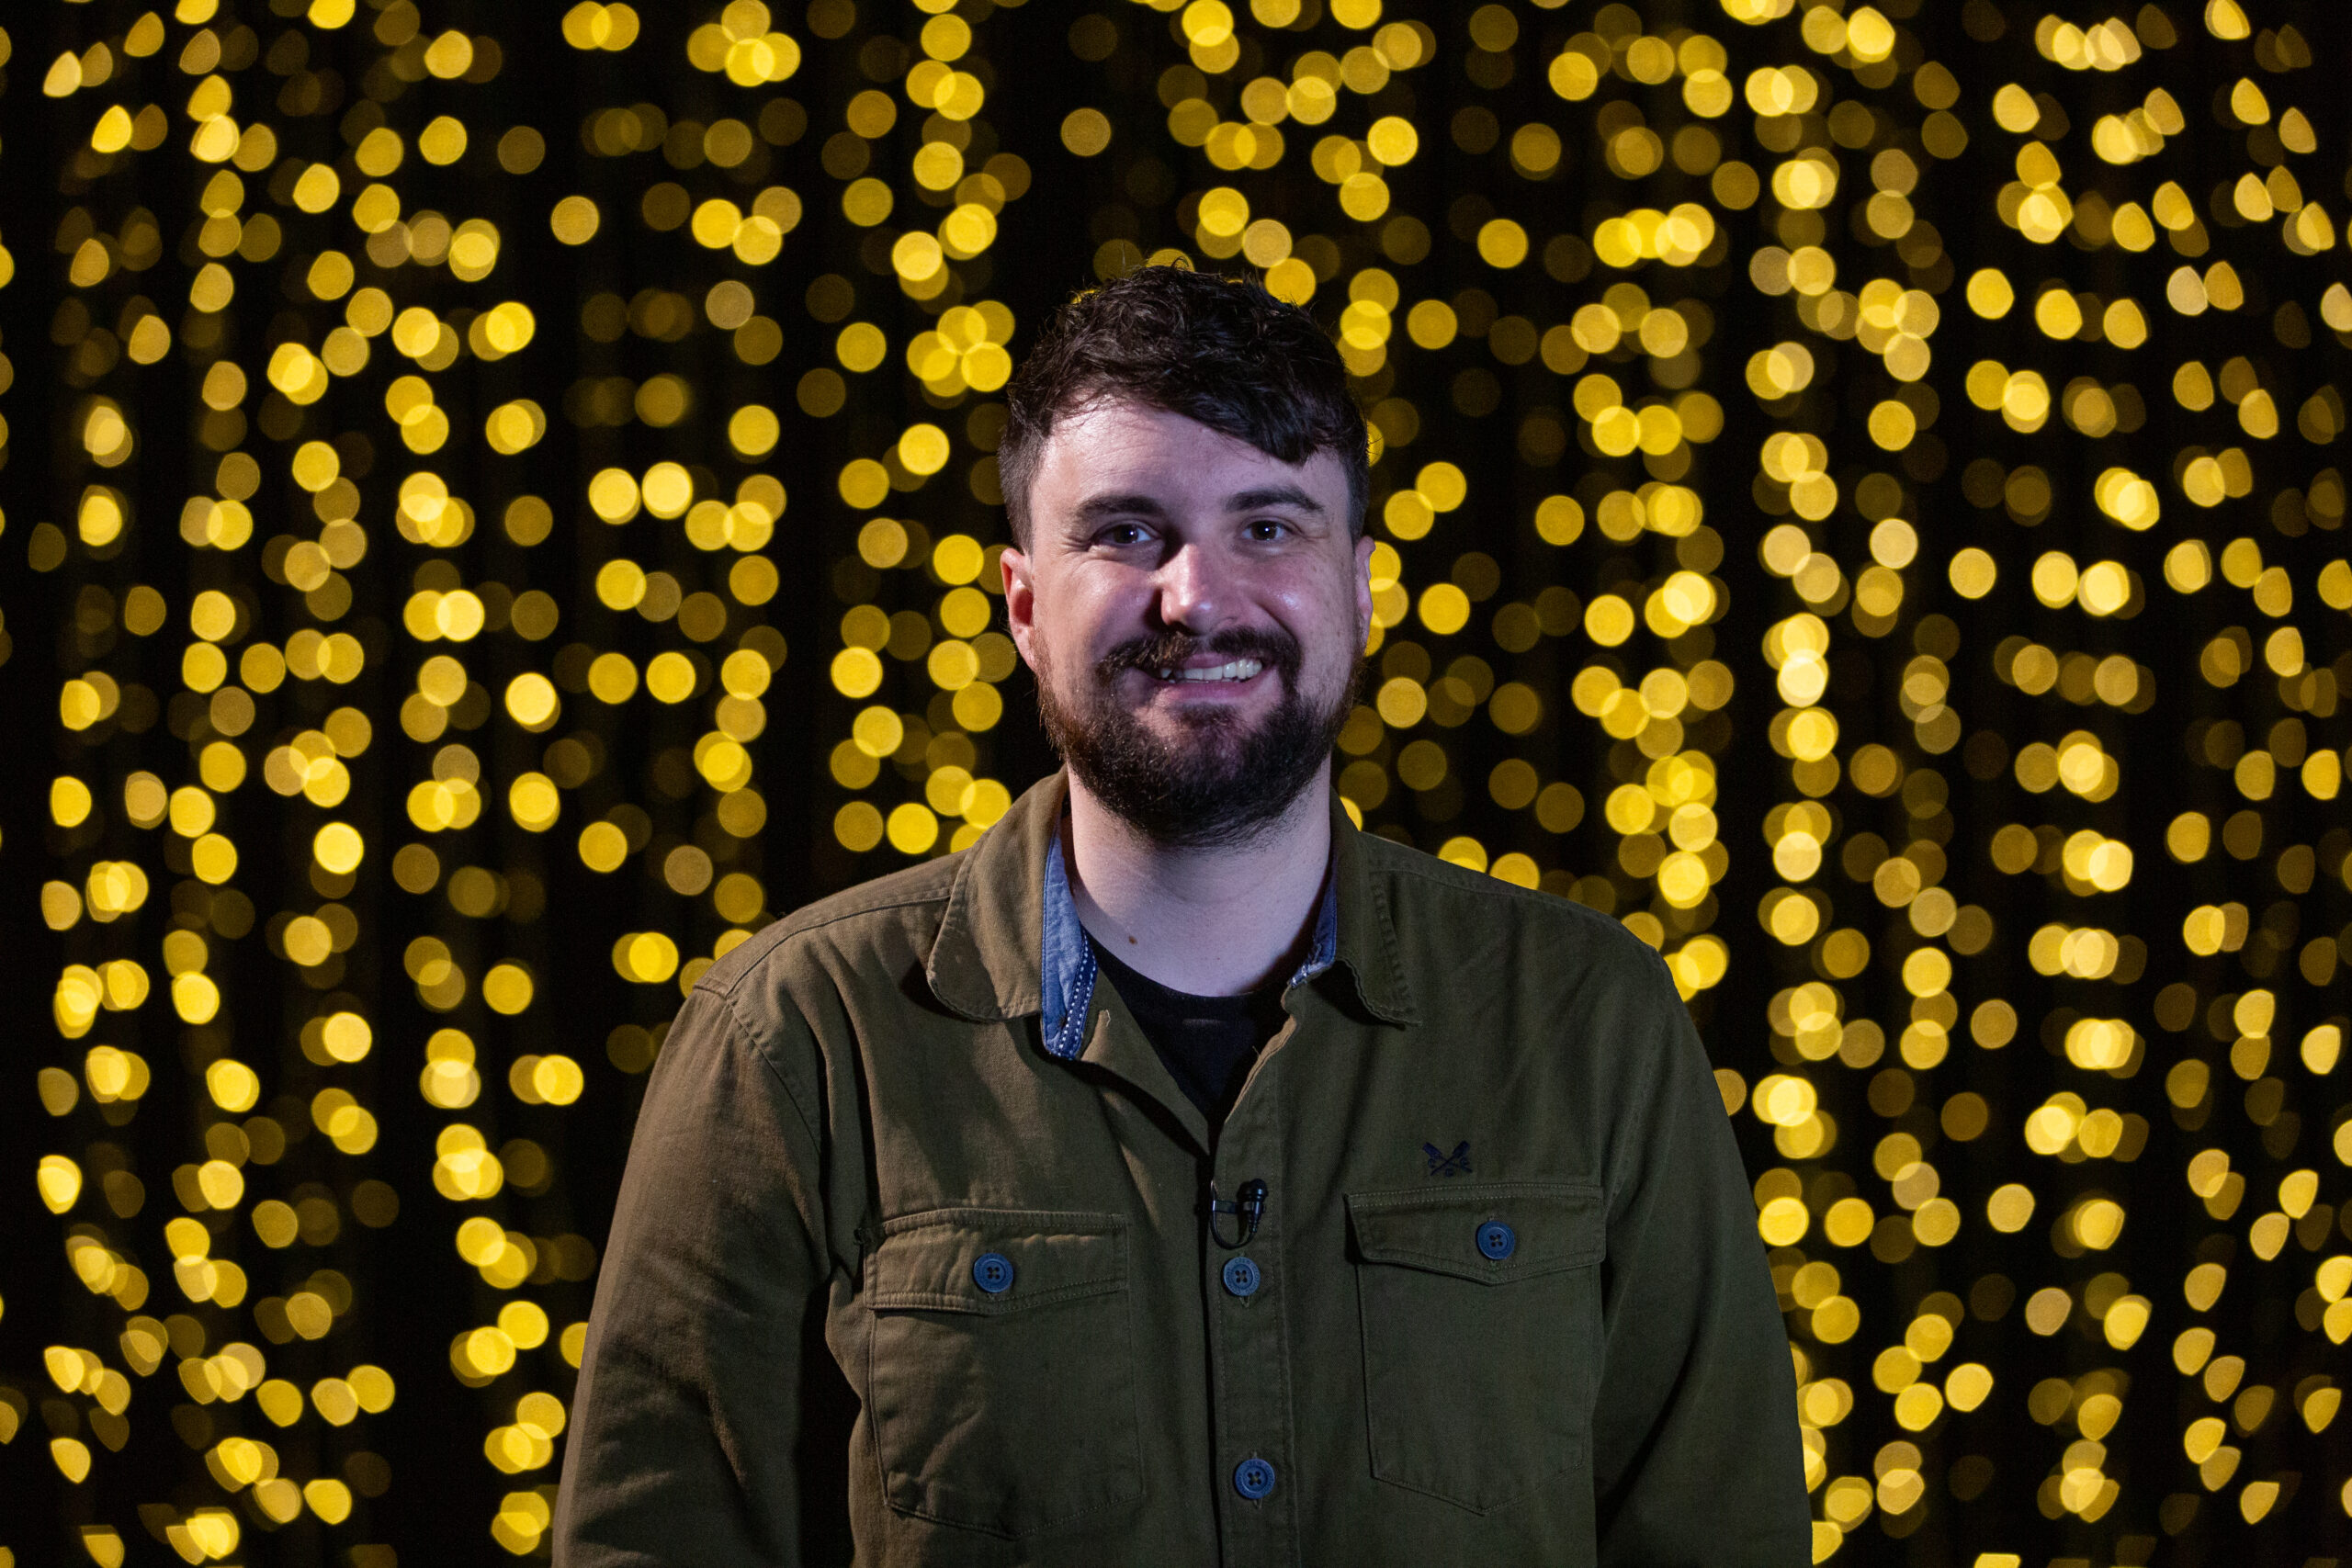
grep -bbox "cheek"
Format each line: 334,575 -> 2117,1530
1277,573 -> 1366,655
1035,577 -> 1142,666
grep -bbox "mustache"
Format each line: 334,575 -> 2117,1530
1094,626 -> 1304,682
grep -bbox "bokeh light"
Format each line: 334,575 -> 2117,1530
6,0 -> 2350,1560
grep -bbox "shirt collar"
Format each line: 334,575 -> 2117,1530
925,770 -> 1414,1032
1037,831 -> 1100,1060
1037,831 -> 1341,1061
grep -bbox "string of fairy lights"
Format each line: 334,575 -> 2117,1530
6,0 -> 2350,1559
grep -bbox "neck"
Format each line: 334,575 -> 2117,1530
1061,763 -> 1334,997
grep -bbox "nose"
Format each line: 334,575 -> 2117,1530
1150,539 -> 1238,633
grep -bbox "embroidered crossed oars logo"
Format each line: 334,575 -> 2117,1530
1423,1140 -> 1472,1178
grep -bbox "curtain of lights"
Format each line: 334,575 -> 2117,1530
4,0 -> 2348,1561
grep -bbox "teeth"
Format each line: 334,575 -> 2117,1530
1154,659 -> 1262,683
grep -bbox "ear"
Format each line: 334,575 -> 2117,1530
1001,546 -> 1039,669
1351,532 -> 1375,647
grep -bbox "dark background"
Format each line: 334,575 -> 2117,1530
2,0 -> 2347,1561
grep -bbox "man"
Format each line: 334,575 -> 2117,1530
555,268 -> 1807,1565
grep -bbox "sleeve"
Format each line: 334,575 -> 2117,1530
553,986 -> 836,1567
1589,959 -> 1813,1567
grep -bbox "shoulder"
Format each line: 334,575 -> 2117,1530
1359,829 -> 1665,980
662,853 -> 968,1105
1358,836 -> 1703,1139
695,852 -> 966,1002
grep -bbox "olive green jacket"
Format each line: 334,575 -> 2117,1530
554,772 -> 1808,1566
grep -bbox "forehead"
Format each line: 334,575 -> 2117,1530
1028,399 -> 1348,513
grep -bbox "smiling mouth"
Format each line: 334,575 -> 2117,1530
1150,659 -> 1263,683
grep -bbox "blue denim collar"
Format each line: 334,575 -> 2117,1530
1038,828 -> 1341,1062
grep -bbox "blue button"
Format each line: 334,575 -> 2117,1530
1222,1257 -> 1261,1298
1232,1457 -> 1277,1500
1476,1221 -> 1516,1261
972,1252 -> 1015,1294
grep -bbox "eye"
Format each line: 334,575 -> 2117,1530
1245,518 -> 1287,541
1098,523 -> 1152,547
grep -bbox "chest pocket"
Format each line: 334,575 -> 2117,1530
1347,1181 -> 1605,1514
865,1209 -> 1143,1540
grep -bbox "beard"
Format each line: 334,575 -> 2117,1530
1035,624 -> 1363,850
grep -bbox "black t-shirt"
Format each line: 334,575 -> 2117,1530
1090,937 -> 1287,1127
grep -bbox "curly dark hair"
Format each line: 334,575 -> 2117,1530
998,266 -> 1369,547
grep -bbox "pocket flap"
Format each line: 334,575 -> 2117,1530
1347,1181 -> 1604,1285
867,1209 -> 1128,1315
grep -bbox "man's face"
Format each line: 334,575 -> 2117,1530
1002,399 -> 1374,848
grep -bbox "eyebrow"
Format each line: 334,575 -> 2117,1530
1223,483 -> 1325,515
1071,492 -> 1170,525
1066,483 -> 1328,530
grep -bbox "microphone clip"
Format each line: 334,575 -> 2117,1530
1208,1179 -> 1267,1249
